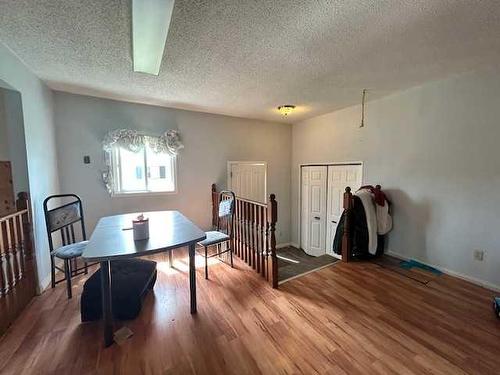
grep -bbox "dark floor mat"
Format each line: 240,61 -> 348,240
277,247 -> 338,283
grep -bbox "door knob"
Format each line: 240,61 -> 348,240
331,220 -> 337,224
314,216 -> 321,220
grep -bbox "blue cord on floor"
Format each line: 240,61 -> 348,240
399,259 -> 443,275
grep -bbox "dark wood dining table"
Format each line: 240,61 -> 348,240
82,210 -> 206,347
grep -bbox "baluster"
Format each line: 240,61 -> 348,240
15,214 -> 25,277
240,200 -> 244,259
2,219 -> 14,292
239,201 -> 244,261
0,221 -> 6,295
251,204 -> 256,269
246,202 -> 251,265
246,201 -> 251,264
9,217 -> 20,283
260,207 -> 267,276
234,199 -> 238,257
255,205 -> 261,274
242,201 -> 247,263
237,199 -> 242,258
247,203 -> 253,268
232,199 -> 236,256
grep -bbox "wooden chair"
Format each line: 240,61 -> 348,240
43,194 -> 89,298
197,191 -> 235,279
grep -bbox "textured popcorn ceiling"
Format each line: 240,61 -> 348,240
1,0 -> 500,123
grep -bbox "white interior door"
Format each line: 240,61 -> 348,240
228,162 -> 266,203
326,164 -> 363,257
301,166 -> 327,256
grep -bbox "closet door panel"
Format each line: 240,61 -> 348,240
301,166 -> 327,256
326,164 -> 363,256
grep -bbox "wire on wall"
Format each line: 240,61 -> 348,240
360,89 -> 367,128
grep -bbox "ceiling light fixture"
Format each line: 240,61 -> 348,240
277,105 -> 296,116
132,0 -> 175,75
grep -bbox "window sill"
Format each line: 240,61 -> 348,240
111,190 -> 177,198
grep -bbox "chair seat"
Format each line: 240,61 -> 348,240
198,231 -> 230,247
52,240 -> 88,259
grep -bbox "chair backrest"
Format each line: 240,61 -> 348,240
217,190 -> 235,238
43,194 -> 86,253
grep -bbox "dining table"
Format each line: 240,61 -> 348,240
82,210 -> 206,347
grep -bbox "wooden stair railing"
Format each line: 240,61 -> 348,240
0,192 -> 38,336
212,184 -> 278,288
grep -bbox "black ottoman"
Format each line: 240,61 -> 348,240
80,258 -> 157,322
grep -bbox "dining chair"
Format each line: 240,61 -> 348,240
43,194 -> 89,298
197,190 -> 235,279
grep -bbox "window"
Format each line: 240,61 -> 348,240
111,144 -> 176,195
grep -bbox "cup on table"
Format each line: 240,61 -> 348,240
132,214 -> 149,241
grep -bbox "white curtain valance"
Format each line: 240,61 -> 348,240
101,129 -> 183,194
102,129 -> 184,156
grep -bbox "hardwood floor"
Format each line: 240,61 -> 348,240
0,250 -> 499,374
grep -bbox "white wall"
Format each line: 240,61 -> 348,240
53,92 -> 292,244
0,42 -> 60,291
0,90 -> 8,159
0,88 -> 30,194
292,69 -> 500,289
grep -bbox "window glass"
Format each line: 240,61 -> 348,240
112,144 -> 176,194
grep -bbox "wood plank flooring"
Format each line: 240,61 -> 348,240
0,249 -> 499,374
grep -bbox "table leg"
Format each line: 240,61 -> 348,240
189,243 -> 197,314
100,261 -> 113,347
168,250 -> 173,268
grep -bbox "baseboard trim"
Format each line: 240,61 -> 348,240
38,274 -> 52,295
386,250 -> 500,293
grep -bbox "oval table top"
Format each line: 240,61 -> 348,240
82,210 -> 206,262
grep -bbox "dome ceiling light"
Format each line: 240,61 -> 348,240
277,105 -> 296,116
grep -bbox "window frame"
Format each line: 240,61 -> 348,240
110,145 -> 178,197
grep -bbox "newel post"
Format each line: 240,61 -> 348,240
267,194 -> 278,288
341,187 -> 353,262
16,192 -> 34,259
16,192 -> 38,289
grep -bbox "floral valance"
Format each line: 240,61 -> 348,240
102,129 -> 184,156
101,129 -> 183,194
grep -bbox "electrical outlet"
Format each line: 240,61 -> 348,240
473,249 -> 484,261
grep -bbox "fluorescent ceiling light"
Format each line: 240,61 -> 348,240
132,0 -> 175,75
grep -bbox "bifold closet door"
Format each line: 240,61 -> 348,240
326,165 -> 363,257
301,166 -> 327,256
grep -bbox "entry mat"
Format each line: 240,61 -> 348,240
277,247 -> 338,283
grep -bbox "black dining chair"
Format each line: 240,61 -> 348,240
197,190 -> 235,279
43,194 -> 89,298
